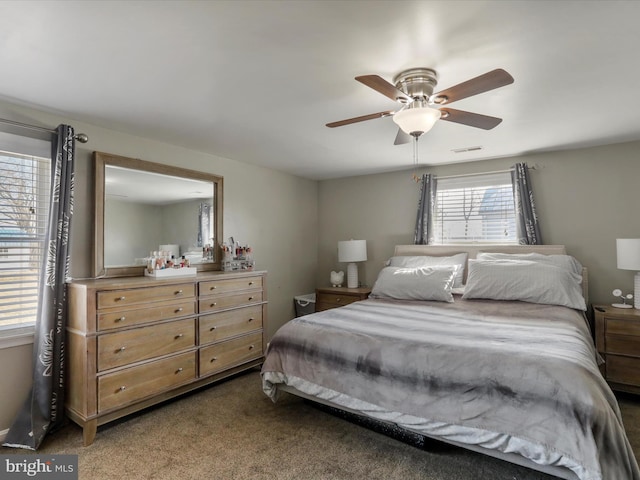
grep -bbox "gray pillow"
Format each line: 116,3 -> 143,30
462,259 -> 586,310
387,253 -> 467,288
370,266 -> 458,302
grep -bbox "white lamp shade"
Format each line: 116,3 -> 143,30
392,107 -> 441,135
338,240 -> 367,263
617,239 -> 640,270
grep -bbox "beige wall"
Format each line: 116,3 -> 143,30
0,100 -> 318,432
318,141 -> 640,306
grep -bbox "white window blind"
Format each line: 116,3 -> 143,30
432,171 -> 516,244
0,150 -> 50,330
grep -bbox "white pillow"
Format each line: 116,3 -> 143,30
387,253 -> 467,288
476,252 -> 583,276
370,266 -> 458,302
462,259 -> 586,310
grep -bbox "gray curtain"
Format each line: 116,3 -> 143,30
414,173 -> 437,244
3,125 -> 75,450
511,162 -> 542,245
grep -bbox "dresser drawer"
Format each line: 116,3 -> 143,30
199,332 -> 262,376
199,276 -> 263,296
97,301 -> 195,331
199,291 -> 263,313
97,283 -> 195,309
98,352 -> 196,412
607,355 -> 640,386
97,319 -> 195,371
199,305 -> 263,345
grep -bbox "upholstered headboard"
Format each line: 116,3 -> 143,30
393,244 -> 589,304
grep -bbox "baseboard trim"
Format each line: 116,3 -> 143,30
0,428 -> 8,443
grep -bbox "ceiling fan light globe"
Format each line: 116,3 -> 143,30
392,107 -> 441,136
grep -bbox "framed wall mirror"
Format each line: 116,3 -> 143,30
93,152 -> 223,277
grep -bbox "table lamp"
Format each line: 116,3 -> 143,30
338,240 -> 367,289
617,238 -> 640,309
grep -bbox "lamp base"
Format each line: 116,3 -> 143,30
347,262 -> 359,289
612,303 -> 633,309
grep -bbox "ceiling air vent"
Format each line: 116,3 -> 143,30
451,146 -> 483,153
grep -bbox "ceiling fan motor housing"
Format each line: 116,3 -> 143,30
393,68 -> 438,103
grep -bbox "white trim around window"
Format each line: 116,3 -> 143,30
0,325 -> 35,349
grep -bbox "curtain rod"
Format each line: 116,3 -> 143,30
0,117 -> 89,143
435,165 -> 536,180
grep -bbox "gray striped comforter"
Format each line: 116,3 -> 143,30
261,298 -> 640,480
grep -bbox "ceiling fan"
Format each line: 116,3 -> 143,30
326,68 -> 514,144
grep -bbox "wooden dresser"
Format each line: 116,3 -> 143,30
315,286 -> 372,312
594,304 -> 640,394
66,270 -> 267,445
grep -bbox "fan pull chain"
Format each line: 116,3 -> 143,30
412,135 -> 420,183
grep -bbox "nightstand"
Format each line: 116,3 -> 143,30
594,304 -> 640,394
315,286 -> 372,312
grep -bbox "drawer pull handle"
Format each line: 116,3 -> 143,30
175,289 -> 183,295
175,307 -> 183,313
210,357 -> 218,362
248,317 -> 254,322
248,296 -> 254,301
117,346 -> 126,352
210,326 -> 217,331
119,386 -> 126,392
174,334 -> 184,339
175,368 -> 183,374
249,344 -> 255,350
336,298 -> 342,302
211,302 -> 217,307
249,281 -> 254,285
210,286 -> 217,290
116,316 -> 126,323
118,296 -> 126,301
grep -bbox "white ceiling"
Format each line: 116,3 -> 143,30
1,1 -> 639,180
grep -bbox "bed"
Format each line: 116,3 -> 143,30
261,245 -> 640,480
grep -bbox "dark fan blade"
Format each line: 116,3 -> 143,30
394,128 -> 412,145
431,69 -> 514,105
326,110 -> 394,128
355,75 -> 413,104
439,108 -> 502,130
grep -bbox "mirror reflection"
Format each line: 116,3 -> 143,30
104,166 -> 215,267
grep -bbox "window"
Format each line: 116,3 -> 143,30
432,171 -> 516,244
0,150 -> 50,330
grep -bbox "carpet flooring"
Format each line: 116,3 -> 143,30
2,368 -> 640,480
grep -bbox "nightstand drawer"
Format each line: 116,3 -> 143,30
606,334 -> 640,356
316,293 -> 360,307
607,318 -> 640,337
607,355 -> 640,386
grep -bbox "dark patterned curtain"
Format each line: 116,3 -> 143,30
3,125 -> 75,450
414,173 -> 437,244
511,162 -> 542,245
